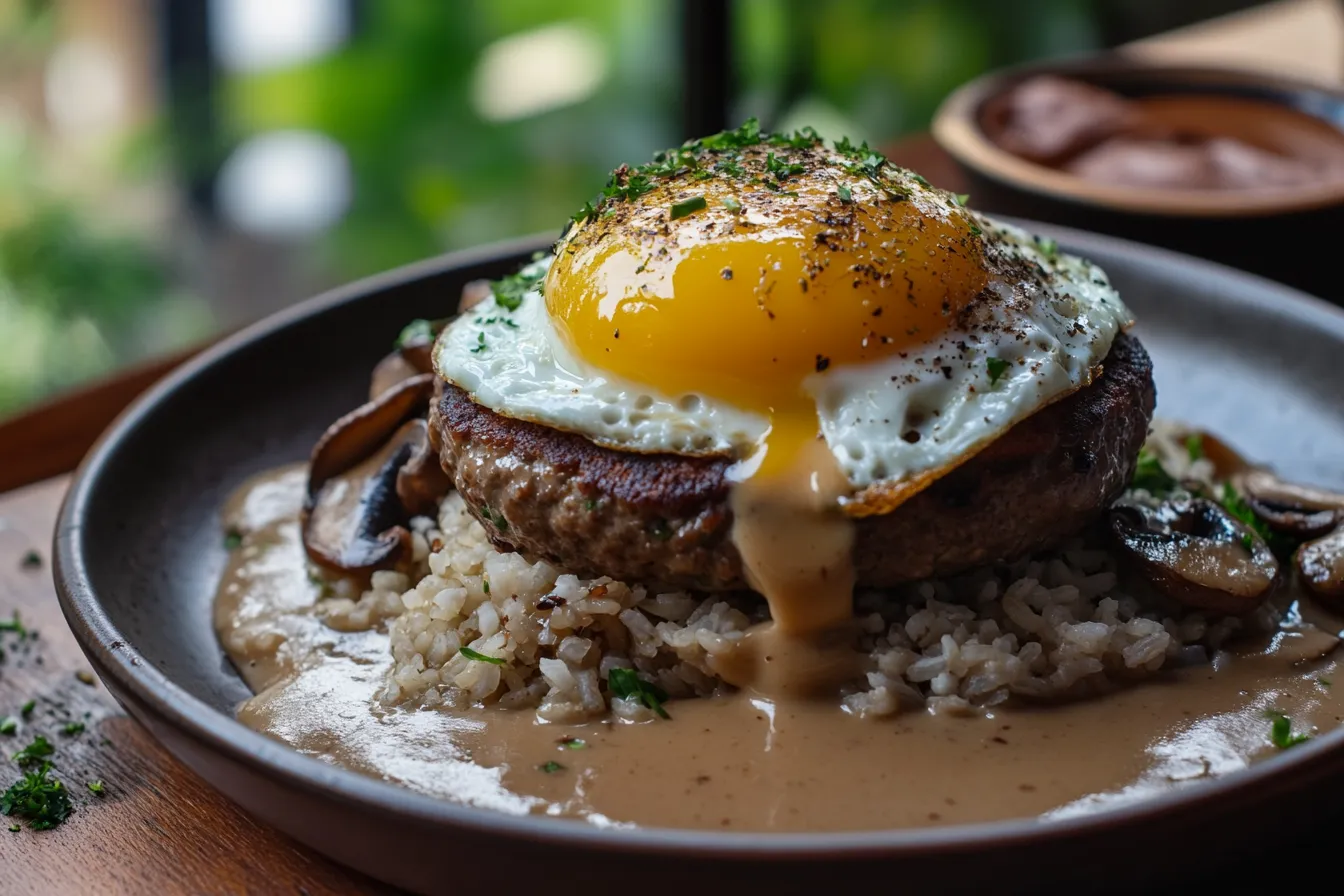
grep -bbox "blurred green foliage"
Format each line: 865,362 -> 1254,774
3,0 -> 1102,417
224,0 -> 1098,282
223,0 -> 679,278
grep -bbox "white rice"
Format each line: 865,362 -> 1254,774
314,425 -> 1276,723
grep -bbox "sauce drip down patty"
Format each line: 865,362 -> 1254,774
436,124 -> 1132,695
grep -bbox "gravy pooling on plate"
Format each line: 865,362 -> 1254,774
215,123 -> 1344,831
216,462 -> 1344,831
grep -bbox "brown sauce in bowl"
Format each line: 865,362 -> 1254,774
216,466 -> 1344,832
982,76 -> 1344,193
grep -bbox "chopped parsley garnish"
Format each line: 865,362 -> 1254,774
765,126 -> 822,149
459,647 -> 504,665
607,668 -> 670,719
60,722 -> 84,736
481,578 -> 491,594
6,824 -> 16,832
87,780 -> 105,795
0,718 -> 15,736
223,529 -> 243,550
953,193 -> 970,207
539,760 -> 565,774
0,612 -> 27,638
836,183 -> 852,203
1,761 -> 71,831
1131,447 -> 1177,496
469,331 -> 488,354
1185,433 -> 1204,462
698,117 -> 763,151
765,152 -> 806,184
558,736 -> 587,750
20,550 -> 41,570
19,701 -> 34,719
1268,711 -> 1310,749
909,172 -> 931,187
1321,678 -> 1333,687
489,267 -> 544,311
394,318 -> 435,349
1037,237 -> 1059,258
721,196 -> 742,212
12,736 -> 53,766
986,357 -> 1010,386
669,195 -> 707,220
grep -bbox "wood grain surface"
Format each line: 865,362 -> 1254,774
0,478 -> 394,895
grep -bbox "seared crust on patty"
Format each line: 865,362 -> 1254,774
432,333 -> 1155,591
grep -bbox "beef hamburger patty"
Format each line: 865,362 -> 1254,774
431,332 -> 1154,591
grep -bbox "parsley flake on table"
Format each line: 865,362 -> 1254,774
0,718 -> 15,736
87,780 -> 106,795
539,761 -> 565,774
0,611 -> 26,638
61,722 -> 85,736
558,736 -> 587,750
19,700 -> 35,719
12,735 -> 54,766
20,550 -> 42,570
2,761 -> 72,831
607,668 -> 670,719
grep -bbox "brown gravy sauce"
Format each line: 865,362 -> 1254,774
217,466 -> 1344,832
721,437 -> 859,697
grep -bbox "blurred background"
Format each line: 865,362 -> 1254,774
0,0 -> 1287,417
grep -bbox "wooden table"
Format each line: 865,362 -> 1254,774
2,4 -> 1341,891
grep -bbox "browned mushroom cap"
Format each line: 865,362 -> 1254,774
304,373 -> 442,574
1299,528 -> 1344,607
1109,497 -> 1282,616
308,373 -> 435,499
304,419 -> 426,574
1234,469 -> 1344,539
369,351 -> 425,401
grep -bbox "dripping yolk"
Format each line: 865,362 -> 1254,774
545,166 -> 988,477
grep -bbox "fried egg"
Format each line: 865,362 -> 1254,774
435,126 -> 1132,508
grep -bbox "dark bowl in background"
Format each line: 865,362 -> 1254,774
931,57 -> 1344,303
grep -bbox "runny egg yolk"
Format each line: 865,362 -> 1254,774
545,157 -> 988,477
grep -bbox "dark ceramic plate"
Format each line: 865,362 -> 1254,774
54,225 -> 1344,895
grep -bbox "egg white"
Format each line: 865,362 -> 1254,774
434,216 -> 1133,493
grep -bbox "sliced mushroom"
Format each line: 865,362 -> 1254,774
459,279 -> 493,314
1191,431 -> 1253,480
1109,497 -> 1281,616
308,373 -> 435,500
370,351 -> 425,401
397,418 -> 453,516
1299,528 -> 1344,607
1234,469 -> 1344,539
304,419 -> 425,574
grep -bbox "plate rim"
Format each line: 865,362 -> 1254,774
52,220 -> 1344,859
